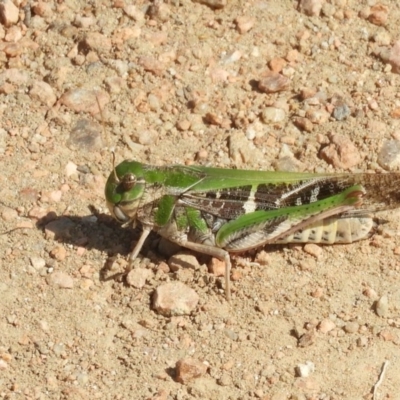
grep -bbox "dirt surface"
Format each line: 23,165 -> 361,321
1,0 -> 400,399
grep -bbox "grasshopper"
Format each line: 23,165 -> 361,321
105,158 -> 400,300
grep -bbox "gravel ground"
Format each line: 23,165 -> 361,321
1,0 -> 400,399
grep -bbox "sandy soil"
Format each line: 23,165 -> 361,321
1,0 -> 400,399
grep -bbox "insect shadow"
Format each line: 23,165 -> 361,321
35,208 -> 147,282
35,207 -> 185,283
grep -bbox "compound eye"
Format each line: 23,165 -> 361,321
121,173 -> 136,191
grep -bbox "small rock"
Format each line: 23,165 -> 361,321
138,56 -> 165,76
31,2 -> 52,17
388,40 -> 400,73
292,116 -> 313,132
295,361 -> 315,378
269,57 -> 287,73
303,244 -> 323,259
73,15 -> 95,28
5,25 -> 22,42
235,16 -> 255,34
258,72 -> 290,93
126,268 -> 153,288
148,1 -> 170,22
79,32 -> 112,54
123,5 -> 145,22
168,253 -> 200,272
319,133 -> 361,169
175,357 -> 208,384
228,131 -> 264,165
0,359 -> 8,370
30,257 -> 46,270
65,161 -> 78,177
273,156 -> 305,173
49,246 -> 67,261
357,337 -> 368,347
343,321 -> 359,334
318,318 -> 336,334
136,129 -> 158,145
208,257 -> 225,277
297,331 -> 316,347
261,107 -> 286,123
59,88 -> 109,115
375,295 -> 389,317
1,207 -> 18,221
152,282 -> 199,316
47,271 -> 74,289
305,108 -> 330,125
377,140 -> 400,171
176,119 -> 191,131
0,0 -> 19,27
299,0 -> 323,16
368,4 -> 389,26
192,0 -> 226,9
332,103 -> 350,121
29,81 -> 57,108
104,76 -> 125,94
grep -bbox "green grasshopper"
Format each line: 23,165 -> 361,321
105,158 -> 400,300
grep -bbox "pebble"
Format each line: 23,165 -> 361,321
261,107 -> 286,123
388,40 -> 400,73
148,1 -> 170,22
126,268 -> 153,288
319,133 -> 361,169
228,131 -> 264,165
192,0 -> 227,9
318,318 -> 336,334
208,257 -> 225,277
104,76 -> 125,94
152,282 -> 199,316
295,361 -> 315,377
375,295 -> 389,317
0,0 -> 19,27
1,207 -> 18,221
138,56 -> 165,76
297,331 -> 316,347
368,4 -> 389,26
357,337 -> 368,347
168,253 -> 200,272
73,15 -> 95,29
269,58 -> 287,73
79,32 -> 112,54
377,140 -> 400,170
123,5 -> 145,22
343,321 -> 359,334
292,117 -> 313,132
30,257 -> 46,270
305,108 -> 330,124
59,88 -> 110,115
303,244 -> 323,259
49,246 -> 67,261
65,161 -> 78,177
332,103 -> 350,121
29,81 -> 57,107
235,16 -> 255,34
175,357 -> 208,384
5,26 -> 22,42
258,72 -> 289,93
299,0 -> 323,16
47,271 -> 74,289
